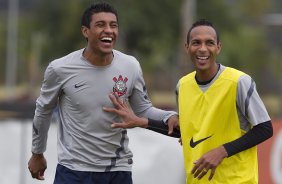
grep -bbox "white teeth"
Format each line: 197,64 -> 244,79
101,37 -> 112,41
197,56 -> 208,60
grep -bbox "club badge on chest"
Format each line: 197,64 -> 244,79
113,75 -> 128,97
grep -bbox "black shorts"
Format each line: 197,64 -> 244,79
54,164 -> 133,184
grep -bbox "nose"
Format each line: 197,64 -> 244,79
199,43 -> 208,52
104,24 -> 113,33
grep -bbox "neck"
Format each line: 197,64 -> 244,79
195,63 -> 219,83
83,47 -> 113,66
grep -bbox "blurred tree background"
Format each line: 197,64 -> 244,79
0,0 -> 281,117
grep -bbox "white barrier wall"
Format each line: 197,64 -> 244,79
0,121 -> 186,184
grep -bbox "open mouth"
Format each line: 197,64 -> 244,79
195,56 -> 210,65
196,56 -> 209,60
101,37 -> 113,43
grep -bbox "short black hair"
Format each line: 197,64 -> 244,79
186,19 -> 220,44
81,2 -> 118,28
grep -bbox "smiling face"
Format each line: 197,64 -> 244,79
185,25 -> 221,79
81,12 -> 118,56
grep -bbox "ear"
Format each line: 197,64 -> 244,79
81,26 -> 89,39
216,42 -> 222,54
184,43 -> 190,54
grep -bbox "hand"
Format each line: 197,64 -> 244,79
191,146 -> 228,180
28,153 -> 47,180
178,138 -> 182,145
103,93 -> 148,129
167,115 -> 179,135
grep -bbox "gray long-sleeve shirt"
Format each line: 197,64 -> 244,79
32,49 -> 177,172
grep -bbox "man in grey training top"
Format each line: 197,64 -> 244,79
27,2 -> 179,184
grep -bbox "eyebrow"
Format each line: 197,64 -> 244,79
191,38 -> 216,42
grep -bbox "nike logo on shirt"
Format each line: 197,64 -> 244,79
190,135 -> 212,148
74,84 -> 85,88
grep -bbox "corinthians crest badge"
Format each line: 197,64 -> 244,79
113,75 -> 128,97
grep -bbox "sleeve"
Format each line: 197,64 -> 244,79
147,118 -> 181,138
236,75 -> 271,126
129,61 -> 177,123
175,81 -> 180,113
146,82 -> 181,138
31,63 -> 62,154
222,75 -> 273,156
223,120 -> 273,157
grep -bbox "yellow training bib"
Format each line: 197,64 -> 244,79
178,67 -> 258,184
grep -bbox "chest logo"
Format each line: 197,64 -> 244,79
74,84 -> 85,88
190,135 -> 212,148
113,75 -> 128,97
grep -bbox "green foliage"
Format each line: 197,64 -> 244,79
197,0 -> 239,32
32,0 -> 89,63
220,26 -> 267,75
237,0 -> 271,18
0,0 -> 281,97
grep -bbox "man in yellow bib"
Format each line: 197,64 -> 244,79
104,19 -> 273,184
176,19 -> 273,183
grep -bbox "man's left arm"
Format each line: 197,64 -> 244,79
223,120 -> 273,156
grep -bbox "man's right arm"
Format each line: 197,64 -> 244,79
29,63 -> 61,180
32,63 -> 61,154
28,153 -> 47,180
